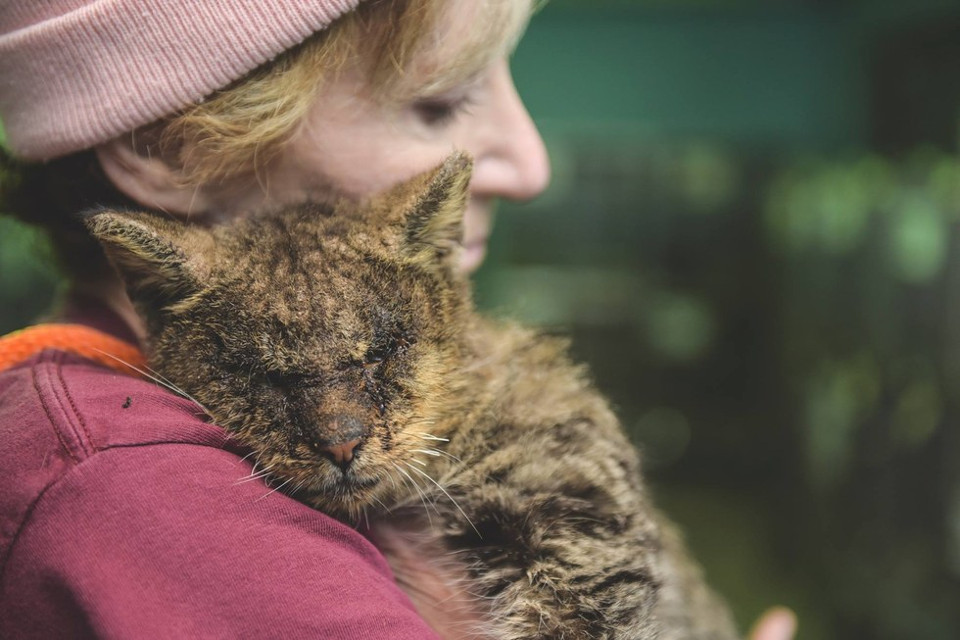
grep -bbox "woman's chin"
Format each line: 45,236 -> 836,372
460,239 -> 488,273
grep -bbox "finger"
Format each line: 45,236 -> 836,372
749,606 -> 797,640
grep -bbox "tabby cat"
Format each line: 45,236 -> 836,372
85,154 -> 738,640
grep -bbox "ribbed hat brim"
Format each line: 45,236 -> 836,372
0,0 -> 361,161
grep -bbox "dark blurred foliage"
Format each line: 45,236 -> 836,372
4,1 -> 960,638
0,217 -> 60,330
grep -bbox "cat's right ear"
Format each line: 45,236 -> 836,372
83,210 -> 212,311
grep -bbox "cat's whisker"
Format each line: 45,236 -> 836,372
249,459 -> 272,477
404,462 -> 479,537
397,467 -> 433,517
240,462 -> 273,478
367,471 -> 394,514
234,465 -> 275,485
412,447 -> 462,464
389,463 -> 415,496
409,458 -> 428,467
385,467 -> 401,493
369,492 -> 392,514
392,462 -> 435,527
415,432 -> 449,443
236,450 -> 259,466
235,472 -> 272,486
90,348 -> 210,416
92,349 -> 183,395
255,475 -> 295,501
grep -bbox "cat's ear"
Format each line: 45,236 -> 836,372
83,210 -> 213,310
400,152 -> 472,271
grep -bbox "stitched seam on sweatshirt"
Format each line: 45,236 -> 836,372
0,441 -> 235,588
55,356 -> 94,457
0,474 -> 61,589
40,355 -> 92,461
30,362 -> 78,464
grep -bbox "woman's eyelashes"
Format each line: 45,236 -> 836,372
412,93 -> 477,128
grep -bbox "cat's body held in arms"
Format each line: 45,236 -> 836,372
85,154 -> 738,640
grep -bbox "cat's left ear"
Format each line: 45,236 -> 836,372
401,152 -> 472,272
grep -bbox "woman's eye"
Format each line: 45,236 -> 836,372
413,95 -> 474,127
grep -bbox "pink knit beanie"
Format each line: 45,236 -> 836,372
0,0 -> 362,161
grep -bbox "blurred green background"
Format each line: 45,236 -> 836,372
3,0 -> 960,638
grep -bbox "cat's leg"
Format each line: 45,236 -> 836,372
440,419 -> 665,640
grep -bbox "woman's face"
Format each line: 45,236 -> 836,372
208,6 -> 551,272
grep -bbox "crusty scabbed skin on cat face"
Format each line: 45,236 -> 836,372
86,154 -> 739,640
85,155 -> 480,518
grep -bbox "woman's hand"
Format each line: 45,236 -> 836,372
749,607 -> 797,640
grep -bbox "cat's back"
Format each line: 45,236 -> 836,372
464,318 -> 739,640
466,316 -> 627,445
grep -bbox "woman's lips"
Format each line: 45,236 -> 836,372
460,236 -> 488,273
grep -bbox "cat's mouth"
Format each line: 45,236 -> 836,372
279,459 -> 386,513
340,474 -> 380,490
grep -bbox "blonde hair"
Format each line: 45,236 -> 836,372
161,0 -> 535,186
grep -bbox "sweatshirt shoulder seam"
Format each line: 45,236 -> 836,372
28,358 -> 80,464
0,440 -> 239,588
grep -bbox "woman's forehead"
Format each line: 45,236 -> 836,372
382,0 -> 533,101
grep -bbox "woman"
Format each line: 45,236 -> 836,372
0,1 -> 795,638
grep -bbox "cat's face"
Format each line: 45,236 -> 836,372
87,155 -> 476,517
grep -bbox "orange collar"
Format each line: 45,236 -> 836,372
0,323 -> 147,377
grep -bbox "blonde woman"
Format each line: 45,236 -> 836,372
0,1 -> 794,638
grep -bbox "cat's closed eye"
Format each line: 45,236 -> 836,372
363,347 -> 388,366
362,331 -> 413,367
263,370 -> 318,390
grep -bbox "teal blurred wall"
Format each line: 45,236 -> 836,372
517,3 -> 865,148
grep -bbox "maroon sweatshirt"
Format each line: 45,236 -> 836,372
0,302 -> 439,639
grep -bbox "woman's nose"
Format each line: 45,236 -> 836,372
471,61 -> 551,202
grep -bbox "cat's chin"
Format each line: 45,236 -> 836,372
287,469 -> 391,516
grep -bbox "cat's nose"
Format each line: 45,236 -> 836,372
315,414 -> 366,471
320,438 -> 362,470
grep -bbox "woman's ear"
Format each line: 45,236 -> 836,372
95,136 -> 213,218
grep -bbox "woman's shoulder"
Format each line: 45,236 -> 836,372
0,348 -> 321,574
0,347 -> 230,459
0,349 -> 439,639
0,349 -> 232,569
